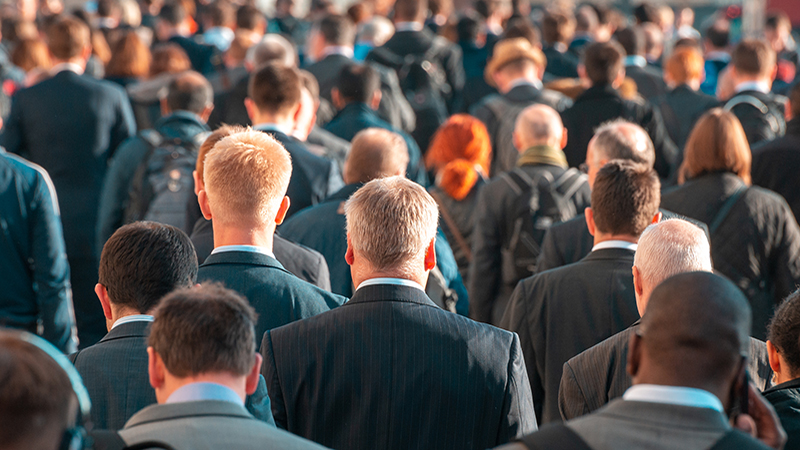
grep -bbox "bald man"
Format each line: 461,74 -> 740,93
504,272 -> 785,450
469,104 -> 591,325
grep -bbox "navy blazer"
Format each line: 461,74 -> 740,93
197,250 -> 347,344
262,283 -> 537,450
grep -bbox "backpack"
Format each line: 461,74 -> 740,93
500,167 -> 587,284
426,266 -> 458,313
124,130 -> 209,230
724,94 -> 787,142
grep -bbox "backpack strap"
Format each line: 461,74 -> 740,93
708,184 -> 747,234
724,94 -> 787,136
554,168 -> 587,200
127,130 -> 165,222
430,190 -> 473,263
707,429 -> 762,450
519,424 -> 594,450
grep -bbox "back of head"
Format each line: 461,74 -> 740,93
591,119 -> 656,167
203,129 -> 292,228
456,12 -> 482,43
298,69 -> 320,104
500,17 -> 540,48
0,331 -> 76,450
394,0 -> 427,23
345,176 -> 438,274
583,41 -> 625,85
205,1 -> 234,28
344,128 -> 409,184
148,283 -> 257,378
316,14 -> 356,46
359,16 -> 394,45
542,10 -> 575,46
336,63 -> 380,104
680,108 -> 751,184
248,34 -> 297,68
634,219 -> 712,291
236,5 -> 265,31
766,11 -> 792,33
633,2 -> 659,24
196,124 -> 247,182
166,70 -> 213,115
641,22 -> 663,56
105,30 -> 151,78
11,38 -> 51,73
514,103 -> 563,148
705,20 -> 730,49
637,271 -> 751,388
46,15 -> 90,60
614,26 -> 644,56
591,160 -> 660,237
665,45 -> 704,85
768,290 -> 800,377
150,43 -> 191,76
248,63 -> 302,115
731,38 -> 776,78
575,5 -> 598,33
158,1 -> 187,26
426,114 -> 491,200
99,221 -> 198,314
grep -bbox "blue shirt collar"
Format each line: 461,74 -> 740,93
624,55 -> 647,68
166,382 -> 244,405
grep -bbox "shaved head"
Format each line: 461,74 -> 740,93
586,120 -> 655,186
343,128 -> 409,184
514,104 -> 565,150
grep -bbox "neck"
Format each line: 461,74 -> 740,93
252,111 -> 294,131
350,262 -> 428,290
52,58 -> 86,71
158,372 -> 247,404
593,233 -> 638,246
211,222 -> 276,250
108,305 -> 146,331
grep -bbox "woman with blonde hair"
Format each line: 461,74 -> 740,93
661,108 -> 800,340
425,114 -> 492,282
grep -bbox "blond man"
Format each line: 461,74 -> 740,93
196,128 -> 346,344
262,176 -> 537,450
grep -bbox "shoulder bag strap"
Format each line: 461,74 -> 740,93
430,190 -> 472,262
708,184 -> 748,234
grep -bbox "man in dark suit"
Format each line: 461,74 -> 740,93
561,41 -> 678,180
155,2 -> 219,76
1,16 -> 136,347
725,39 -> 787,146
501,160 -> 661,424
324,63 -> 426,185
196,128 -> 346,343
295,70 -> 351,171
262,176 -> 537,449
500,272 -> 786,450
541,11 -> 580,80
558,219 -> 773,421
470,38 -> 573,177
764,289 -> 800,450
615,26 -> 666,100
245,63 -> 343,218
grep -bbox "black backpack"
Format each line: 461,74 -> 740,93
724,93 -> 787,142
124,130 -> 209,230
500,167 -> 587,284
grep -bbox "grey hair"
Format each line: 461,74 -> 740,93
591,119 -> 656,168
634,218 -> 712,289
246,34 -> 297,68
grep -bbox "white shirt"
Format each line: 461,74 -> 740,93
507,77 -> 543,91
211,245 -> 275,259
591,240 -> 638,252
357,277 -> 426,293
623,384 -> 724,413
51,62 -> 85,76
253,122 -> 292,136
322,46 -> 354,59
394,22 -> 424,32
111,314 -> 154,330
735,81 -> 771,94
624,55 -> 647,68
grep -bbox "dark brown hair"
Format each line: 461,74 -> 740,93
678,108 -> 751,184
11,38 -> 51,72
248,63 -> 302,114
768,289 -> 800,375
150,43 -> 191,77
583,41 -> 625,85
542,11 -> 575,45
105,30 -> 151,79
591,159 -> 660,236
731,38 -> 776,77
46,16 -> 90,60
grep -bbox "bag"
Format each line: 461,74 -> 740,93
426,266 -> 458,313
724,94 -> 786,142
124,130 -> 209,230
500,167 -> 586,284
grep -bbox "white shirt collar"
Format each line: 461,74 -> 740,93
624,55 -> 647,68
357,277 -> 426,292
705,51 -> 730,62
735,81 -> 771,94
51,62 -> 85,76
507,77 -> 543,90
623,384 -> 724,413
211,245 -> 275,259
254,123 -> 292,136
591,240 -> 638,252
111,314 -> 154,330
395,22 -> 424,32
322,46 -> 354,59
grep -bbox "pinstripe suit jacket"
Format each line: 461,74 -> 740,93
558,323 -> 774,421
261,283 -> 537,450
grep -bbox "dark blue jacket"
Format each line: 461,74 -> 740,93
324,103 -> 428,186
96,111 -> 210,251
168,35 -> 219,76
0,149 -> 76,352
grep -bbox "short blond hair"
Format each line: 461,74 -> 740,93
345,176 -> 438,274
203,129 -> 292,227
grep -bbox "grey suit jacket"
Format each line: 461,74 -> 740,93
559,323 -> 774,421
120,400 -> 327,450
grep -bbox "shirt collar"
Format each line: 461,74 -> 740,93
735,81 -> 771,94
395,21 -> 424,32
253,123 -> 292,136
591,240 -> 638,252
166,382 -> 244,405
51,62 -> 85,76
211,245 -> 275,259
357,277 -> 426,293
624,55 -> 647,68
322,46 -> 354,59
508,77 -> 543,91
706,51 -> 731,63
623,384 -> 724,413
111,314 -> 154,330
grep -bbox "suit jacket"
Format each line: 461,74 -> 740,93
120,400 -> 326,450
207,73 -> 250,129
625,63 -> 667,100
661,172 -> 800,339
305,126 -> 350,172
727,89 -> 787,147
560,84 -> 678,180
168,35 -> 219,75
542,46 -> 579,79
197,250 -> 346,344
764,378 -> 800,450
752,118 -> 800,221
500,247 -> 640,424
470,84 -> 573,177
189,217 -> 331,290
559,323 -> 774,421
261,283 -> 537,450
653,84 -> 721,152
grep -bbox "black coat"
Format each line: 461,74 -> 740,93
261,283 -> 537,450
661,172 -> 800,339
500,247 -> 640,424
207,74 -> 250,129
624,63 -> 666,100
752,119 -> 800,221
542,46 -> 579,79
764,378 -> 800,450
652,84 -> 721,152
561,84 -> 679,181
726,89 -> 787,147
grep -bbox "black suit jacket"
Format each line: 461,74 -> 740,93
752,119 -> 800,221
207,74 -> 250,129
559,323 -> 774,421
653,84 -> 721,151
542,46 -> 579,79
261,283 -> 537,450
500,248 -> 639,424
624,64 -> 666,100
764,378 -> 800,450
197,250 -> 346,344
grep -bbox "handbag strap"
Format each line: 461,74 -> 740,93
709,184 -> 748,234
430,190 -> 472,262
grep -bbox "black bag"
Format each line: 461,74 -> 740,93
724,94 -> 787,142
124,130 -> 209,230
500,167 -> 586,284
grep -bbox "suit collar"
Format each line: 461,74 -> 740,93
337,102 -> 378,119
581,247 -> 636,262
347,283 -> 437,308
601,398 -> 730,431
99,320 -> 150,343
124,400 -> 253,429
201,250 -> 288,272
505,83 -> 543,101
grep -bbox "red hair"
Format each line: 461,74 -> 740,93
425,114 -> 492,200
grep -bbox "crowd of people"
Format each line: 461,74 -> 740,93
2,0 -> 800,448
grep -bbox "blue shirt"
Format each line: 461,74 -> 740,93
166,382 -> 244,405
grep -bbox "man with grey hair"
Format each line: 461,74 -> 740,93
469,103 -> 591,325
262,176 -> 537,450
559,219 -> 774,421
